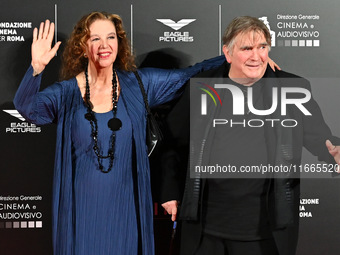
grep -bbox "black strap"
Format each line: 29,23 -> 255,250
133,71 -> 152,115
133,70 -> 163,156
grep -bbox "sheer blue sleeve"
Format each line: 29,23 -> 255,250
136,55 -> 225,107
13,65 -> 64,125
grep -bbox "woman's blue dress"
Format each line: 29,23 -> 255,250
72,95 -> 137,254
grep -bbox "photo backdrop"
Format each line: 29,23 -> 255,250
1,0 -> 340,254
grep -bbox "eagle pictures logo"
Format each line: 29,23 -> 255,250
3,110 -> 41,133
157,18 -> 195,42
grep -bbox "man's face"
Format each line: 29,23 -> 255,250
223,31 -> 269,86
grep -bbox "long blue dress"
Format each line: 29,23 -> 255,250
14,56 -> 225,255
72,97 -> 137,254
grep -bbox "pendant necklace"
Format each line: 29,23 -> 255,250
84,66 -> 122,173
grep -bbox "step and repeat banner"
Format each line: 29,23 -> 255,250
1,0 -> 340,254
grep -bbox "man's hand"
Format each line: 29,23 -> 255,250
161,200 -> 178,221
326,140 -> 340,170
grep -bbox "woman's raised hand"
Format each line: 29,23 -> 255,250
31,20 -> 61,75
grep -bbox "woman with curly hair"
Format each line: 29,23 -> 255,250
14,11 -> 225,255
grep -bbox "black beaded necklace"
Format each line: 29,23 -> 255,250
84,66 -> 122,173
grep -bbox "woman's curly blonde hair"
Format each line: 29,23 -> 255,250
60,11 -> 136,80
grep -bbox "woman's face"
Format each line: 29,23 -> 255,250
86,19 -> 118,69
